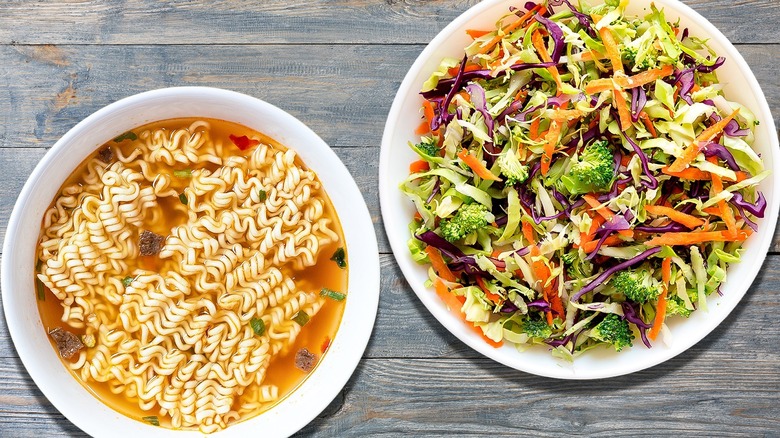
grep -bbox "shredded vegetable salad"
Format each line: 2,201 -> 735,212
401,0 -> 768,359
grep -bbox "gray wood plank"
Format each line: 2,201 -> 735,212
0,0 -> 776,45
2,353 -> 779,436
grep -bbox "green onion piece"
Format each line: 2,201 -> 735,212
320,288 -> 346,301
173,169 -> 192,178
292,311 -> 310,326
179,193 -> 188,205
330,247 -> 347,269
113,131 -> 137,142
258,189 -> 267,202
250,317 -> 265,336
122,276 -> 133,287
142,416 -> 160,426
35,259 -> 45,301
36,278 -> 45,301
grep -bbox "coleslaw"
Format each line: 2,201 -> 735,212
400,0 -> 768,358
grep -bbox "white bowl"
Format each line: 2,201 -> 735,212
380,0 -> 779,379
2,87 -> 380,436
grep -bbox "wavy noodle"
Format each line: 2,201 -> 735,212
36,120 -> 340,432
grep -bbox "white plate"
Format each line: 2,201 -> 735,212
2,87 -> 380,436
379,0 -> 779,379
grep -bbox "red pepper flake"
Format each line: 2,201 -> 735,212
321,336 -> 331,354
228,134 -> 260,151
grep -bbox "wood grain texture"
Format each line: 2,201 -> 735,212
0,0 -> 776,45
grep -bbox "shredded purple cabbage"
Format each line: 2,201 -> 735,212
701,141 -> 740,170
620,130 -> 658,189
533,14 -> 565,62
571,247 -> 662,301
426,178 -> 441,204
634,222 -> 689,233
630,86 -> 647,122
730,191 -> 767,218
465,83 -> 494,136
621,302 -> 652,348
709,112 -> 749,137
422,61 -> 556,99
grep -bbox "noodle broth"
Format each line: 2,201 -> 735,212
35,118 -> 348,431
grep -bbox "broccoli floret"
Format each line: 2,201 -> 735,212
497,150 -> 530,186
562,250 -> 594,279
591,314 -> 634,351
560,140 -> 614,195
522,319 -> 553,339
611,269 -> 662,303
666,289 -> 698,318
415,137 -> 439,157
621,46 -> 656,70
439,203 -> 490,242
665,296 -> 692,318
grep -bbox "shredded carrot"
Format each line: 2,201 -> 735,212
709,165 -> 738,238
541,119 -> 562,175
476,276 -> 503,304
458,148 -> 501,181
547,280 -> 565,319
599,27 -> 624,74
434,278 -> 504,348
639,111 -> 657,137
618,64 -> 674,88
446,63 -> 482,77
582,194 -> 633,237
584,78 -> 614,95
478,4 -> 544,55
734,171 -> 749,182
466,29 -> 491,39
425,246 -> 457,282
644,205 -> 705,229
529,117 -> 541,140
581,234 -> 623,253
668,109 -> 740,172
613,86 -> 632,130
649,257 -> 672,341
434,277 -> 463,315
645,230 -> 750,246
549,109 -> 585,120
532,30 -> 563,94
409,160 -> 430,174
578,50 -> 607,61
661,166 -> 711,181
620,154 -> 632,167
522,221 -> 536,245
414,120 -> 430,135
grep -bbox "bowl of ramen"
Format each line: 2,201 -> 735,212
2,87 -> 380,436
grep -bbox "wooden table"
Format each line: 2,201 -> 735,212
1,1 -> 778,436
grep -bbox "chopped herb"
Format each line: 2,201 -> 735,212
179,193 -> 188,205
250,317 -> 265,336
173,169 -> 192,178
754,120 -> 761,126
258,189 -> 267,202
320,288 -> 346,301
142,416 -> 160,426
36,278 -> 45,301
113,131 -> 137,143
292,311 -> 310,326
330,247 -> 347,269
122,276 -> 133,287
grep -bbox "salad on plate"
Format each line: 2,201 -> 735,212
400,0 -> 768,359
